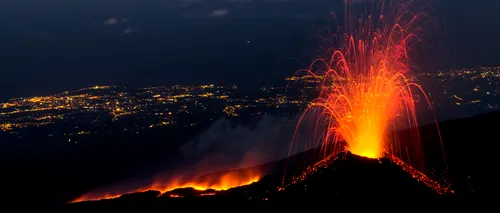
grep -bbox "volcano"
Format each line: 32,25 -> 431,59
64,111 -> 500,210
276,152 -> 452,205
64,151 -> 453,210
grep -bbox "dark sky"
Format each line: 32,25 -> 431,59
0,0 -> 499,99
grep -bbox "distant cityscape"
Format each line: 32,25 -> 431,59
1,65 -> 499,145
0,81 -> 311,140
419,66 -> 500,108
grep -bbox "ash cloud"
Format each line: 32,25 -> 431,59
179,115 -> 313,173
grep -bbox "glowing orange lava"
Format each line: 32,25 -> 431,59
150,170 -> 260,192
71,169 -> 260,203
293,0 -> 435,168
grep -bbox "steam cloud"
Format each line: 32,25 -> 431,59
179,114 -> 314,173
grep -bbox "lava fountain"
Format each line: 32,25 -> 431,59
291,0 -> 439,170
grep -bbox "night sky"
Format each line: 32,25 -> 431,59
0,0 -> 499,99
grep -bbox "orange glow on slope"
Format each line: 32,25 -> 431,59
150,170 -> 261,192
291,0 -> 438,167
71,193 -> 123,202
71,169 -> 260,203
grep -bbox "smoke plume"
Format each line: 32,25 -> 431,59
73,114 -> 318,201
178,114 -> 314,173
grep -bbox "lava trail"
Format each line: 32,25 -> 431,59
71,115 -> 303,203
71,168 -> 261,202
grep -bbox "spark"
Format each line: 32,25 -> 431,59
285,0 -> 448,190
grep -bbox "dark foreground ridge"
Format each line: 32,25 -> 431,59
64,151 -> 453,210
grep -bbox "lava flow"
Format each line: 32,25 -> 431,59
291,0 -> 439,170
71,169 -> 261,203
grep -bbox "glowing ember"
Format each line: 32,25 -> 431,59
71,170 -> 260,203
293,0 -> 436,168
280,151 -> 453,195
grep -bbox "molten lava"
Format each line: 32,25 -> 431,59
150,170 -> 260,193
71,169 -> 260,203
293,0 -> 434,168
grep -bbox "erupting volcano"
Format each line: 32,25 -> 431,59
291,0 -> 442,171
70,0 -> 452,206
